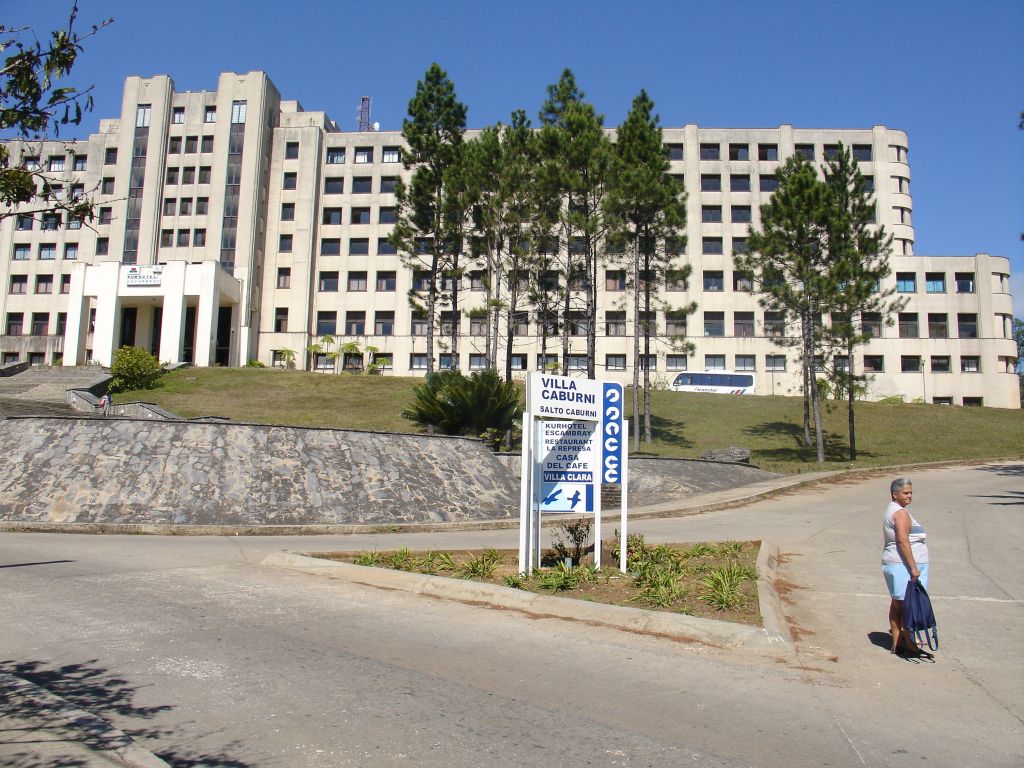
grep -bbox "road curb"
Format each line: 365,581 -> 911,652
0,671 -> 170,768
262,550 -> 794,657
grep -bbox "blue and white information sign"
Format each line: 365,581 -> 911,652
538,420 -> 598,513
519,373 -> 628,574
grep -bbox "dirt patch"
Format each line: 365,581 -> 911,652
308,538 -> 763,627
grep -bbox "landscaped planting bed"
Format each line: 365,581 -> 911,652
311,533 -> 763,626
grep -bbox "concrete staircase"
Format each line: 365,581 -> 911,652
0,366 -> 111,418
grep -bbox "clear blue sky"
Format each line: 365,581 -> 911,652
11,0 -> 1024,311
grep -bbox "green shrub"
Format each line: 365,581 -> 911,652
244,360 -> 266,368
109,346 -> 162,393
402,368 -> 523,441
354,551 -> 381,567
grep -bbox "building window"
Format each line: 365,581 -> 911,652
197,166 -> 211,184
200,135 -> 214,153
168,136 -> 182,154
165,168 -> 179,185
324,177 -> 344,194
461,353 -> 485,371
957,313 -> 978,339
702,237 -> 723,255
12,244 -> 30,261
318,271 -> 339,292
382,146 -> 401,163
376,271 -> 396,291
565,354 -> 587,371
351,207 -> 371,224
900,356 -> 921,373
170,107 -> 184,124
285,141 -> 299,160
861,312 -> 881,338
604,270 -> 626,291
184,136 -> 198,154
765,354 -> 786,372
163,198 -> 176,216
316,311 -> 337,336
63,244 -> 77,261
728,143 -> 749,161
377,238 -> 397,255
509,354 -> 527,371
735,354 -> 755,372
705,354 -> 726,371
374,311 -> 395,336
204,106 -> 216,123
321,238 -> 341,255
896,272 -> 916,293
349,238 -> 369,255
702,270 -> 724,292
759,175 -> 779,192
701,205 -> 722,223
928,313 -> 948,339
351,176 -> 372,194
930,356 -> 951,373
960,356 -> 980,373
411,313 -> 428,337
281,202 -> 295,221
135,104 -> 151,127
728,174 -> 752,194
346,271 -> 367,291
757,144 -> 778,161
794,144 -> 814,161
704,311 -> 724,337
925,273 -> 945,293
10,275 -> 27,294
666,144 -> 684,161
733,271 -> 753,292
410,353 -> 428,370
326,148 -> 345,165
277,268 -> 291,288
699,143 -> 720,161
823,144 -> 840,162
663,311 -> 686,336
280,172 -> 296,190
537,353 -> 558,371
764,311 -> 785,338
160,230 -> 173,247
322,208 -> 343,225
279,234 -> 293,253
273,308 -> 288,333
700,174 -> 721,192
380,176 -> 398,194
196,197 -> 208,214
852,145 -> 872,162
603,311 -> 626,336
354,147 -> 373,164
898,313 -> 918,338
176,230 -> 190,247
863,355 -> 884,373
5,312 -> 24,335
665,354 -> 687,371
378,207 -> 398,224
31,312 -> 49,335
731,205 -> 752,224
181,167 -> 196,184
193,229 -> 206,246
439,353 -> 457,370
95,238 -> 109,255
734,312 -> 755,337
955,272 -> 975,293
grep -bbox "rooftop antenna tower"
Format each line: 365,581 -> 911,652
357,96 -> 373,131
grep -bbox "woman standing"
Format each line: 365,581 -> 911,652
882,477 -> 932,657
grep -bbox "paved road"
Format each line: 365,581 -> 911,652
1,462 -> 1020,767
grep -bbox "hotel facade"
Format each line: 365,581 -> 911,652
0,72 -> 1018,407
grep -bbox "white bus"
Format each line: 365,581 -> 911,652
670,371 -> 756,395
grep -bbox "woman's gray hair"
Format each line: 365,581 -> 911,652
890,477 -> 912,495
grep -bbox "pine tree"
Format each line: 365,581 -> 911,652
736,154 -> 831,462
822,143 -> 902,460
390,63 -> 467,373
606,90 -> 689,447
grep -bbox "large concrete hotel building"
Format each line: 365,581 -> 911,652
0,72 -> 1018,407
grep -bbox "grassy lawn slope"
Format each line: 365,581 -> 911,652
116,368 -> 1024,473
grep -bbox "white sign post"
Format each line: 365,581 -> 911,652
519,373 -> 627,574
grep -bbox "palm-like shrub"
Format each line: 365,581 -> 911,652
402,369 -> 522,445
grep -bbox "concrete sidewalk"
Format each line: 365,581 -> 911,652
0,672 -> 168,768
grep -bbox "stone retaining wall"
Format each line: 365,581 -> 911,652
0,417 -> 519,526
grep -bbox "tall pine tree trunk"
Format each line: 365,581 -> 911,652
587,243 -> 597,378
642,252 -> 652,443
631,241 -> 641,450
427,255 -> 438,374
847,338 -> 857,460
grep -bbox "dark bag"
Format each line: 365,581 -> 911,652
903,578 -> 938,651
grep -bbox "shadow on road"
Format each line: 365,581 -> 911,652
0,659 -> 255,768
974,463 -> 1024,478
0,560 -> 75,569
